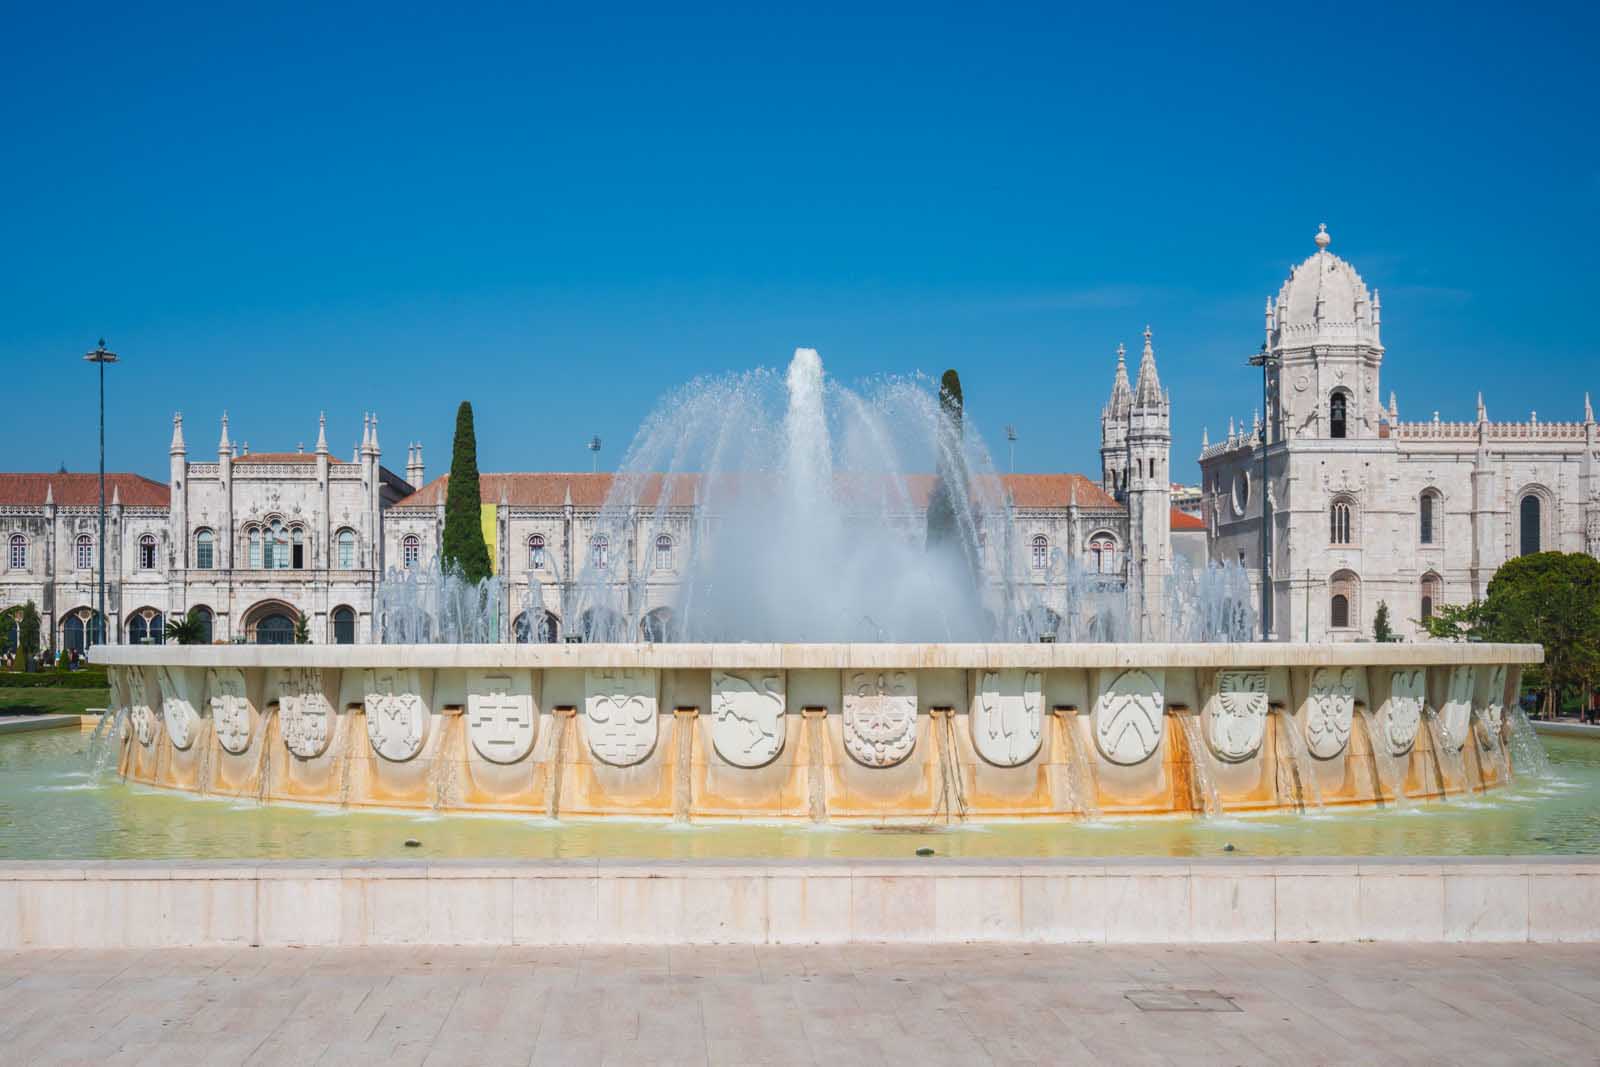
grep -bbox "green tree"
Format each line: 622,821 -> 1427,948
293,611 -> 311,645
1373,601 -> 1397,642
441,401 -> 492,583
163,609 -> 208,646
18,602 -> 41,670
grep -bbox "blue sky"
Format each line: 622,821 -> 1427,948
4,2 -> 1596,484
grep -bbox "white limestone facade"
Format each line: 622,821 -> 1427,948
1199,225 -> 1600,642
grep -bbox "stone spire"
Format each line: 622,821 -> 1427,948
111,483 -> 121,508
405,442 -> 425,488
218,411 -> 231,455
44,482 -> 53,506
315,412 -> 328,455
1133,326 -> 1163,406
1201,426 -> 1209,448
369,414 -> 380,455
1108,342 -> 1132,414
1476,392 -> 1487,423
1388,392 -> 1399,422
1586,393 -> 1594,424
170,412 -> 185,455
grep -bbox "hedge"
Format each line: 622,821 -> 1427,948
0,669 -> 109,690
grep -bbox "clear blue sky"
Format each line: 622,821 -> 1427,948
5,3 -> 1596,484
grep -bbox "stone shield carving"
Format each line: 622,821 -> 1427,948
1094,669 -> 1164,766
1438,665 -> 1473,753
279,669 -> 334,760
365,669 -> 430,762
157,666 -> 200,751
207,668 -> 253,755
583,669 -> 659,767
1383,669 -> 1424,757
128,670 -> 156,748
467,671 -> 536,764
1305,668 -> 1357,759
1474,665 -> 1507,750
971,669 -> 1043,767
711,669 -> 786,768
1207,670 -> 1267,762
843,670 -> 918,768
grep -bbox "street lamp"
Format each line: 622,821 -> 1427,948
1246,341 -> 1279,640
84,339 -> 119,649
587,435 -> 602,473
1004,425 -> 1017,473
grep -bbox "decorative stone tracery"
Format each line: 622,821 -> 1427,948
711,669 -> 786,768
843,670 -> 917,767
1094,669 -> 1164,765
970,669 -> 1043,767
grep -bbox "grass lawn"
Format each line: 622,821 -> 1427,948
0,687 -> 109,717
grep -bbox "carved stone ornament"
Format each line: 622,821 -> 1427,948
207,668 -> 252,755
711,669 -> 786,768
128,669 -> 156,748
1438,665 -> 1473,752
1207,670 -> 1267,762
365,669 -> 430,762
279,668 -> 334,760
1383,669 -> 1424,757
843,670 -> 918,768
1475,665 -> 1507,750
467,671 -> 536,764
157,666 -> 200,750
970,669 -> 1043,767
1305,667 -> 1356,759
583,668 -> 659,767
1094,669 -> 1164,766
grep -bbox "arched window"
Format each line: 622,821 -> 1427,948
591,534 -> 609,570
402,535 -> 421,569
62,610 -> 102,652
290,526 -> 305,569
75,534 -> 93,571
128,610 -> 164,645
1031,535 -> 1049,570
654,533 -> 674,571
539,611 -> 560,643
527,534 -> 545,570
336,528 -> 355,569
263,520 -> 289,570
195,529 -> 214,570
331,606 -> 356,645
255,613 -> 295,645
1087,533 -> 1118,574
1419,491 -> 1439,545
1420,572 -> 1441,622
138,534 -> 158,570
1329,569 -> 1359,630
1330,391 -> 1348,439
7,534 -> 26,571
641,607 -> 676,642
248,526 -> 263,568
191,605 -> 214,644
1330,499 -> 1353,545
1520,494 -> 1541,556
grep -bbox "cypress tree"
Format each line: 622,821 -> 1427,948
441,401 -> 493,583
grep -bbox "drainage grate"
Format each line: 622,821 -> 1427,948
1124,989 -> 1241,1013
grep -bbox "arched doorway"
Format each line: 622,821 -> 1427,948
245,601 -> 300,645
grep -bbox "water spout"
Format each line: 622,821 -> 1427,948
1176,712 -> 1222,816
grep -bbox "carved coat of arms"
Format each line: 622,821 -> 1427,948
207,668 -> 253,755
1094,669 -> 1164,765
1207,670 -> 1267,762
127,669 -> 156,748
1437,665 -> 1473,752
843,670 -> 917,768
711,670 -> 786,768
467,671 -> 537,764
970,669 -> 1042,767
279,668 -> 334,759
1305,667 -> 1356,759
157,666 -> 200,751
1383,669 -> 1424,756
583,669 -> 659,767
1474,665 -> 1507,750
365,669 -> 429,762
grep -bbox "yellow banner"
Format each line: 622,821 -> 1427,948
480,503 -> 499,575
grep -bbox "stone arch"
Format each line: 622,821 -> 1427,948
1329,386 -> 1353,439
1329,569 -> 1360,631
1515,483 -> 1552,556
1418,487 -> 1443,546
1419,571 -> 1442,623
243,599 -> 300,645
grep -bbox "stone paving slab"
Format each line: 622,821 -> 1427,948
1,943 -> 1597,1064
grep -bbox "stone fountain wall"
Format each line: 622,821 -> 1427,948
95,644 -> 1540,819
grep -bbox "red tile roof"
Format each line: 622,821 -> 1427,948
0,473 -> 169,507
394,471 -> 1121,510
1170,507 -> 1206,531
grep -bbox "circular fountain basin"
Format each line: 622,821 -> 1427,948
92,642 -> 1540,820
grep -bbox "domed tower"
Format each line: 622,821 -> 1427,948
1126,326 -> 1172,640
1268,224 -> 1383,442
1100,343 -> 1133,497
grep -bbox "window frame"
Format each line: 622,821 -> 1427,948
1030,535 -> 1049,570
336,528 -> 356,569
528,533 -> 546,570
137,534 -> 158,570
75,534 -> 93,571
7,534 -> 26,570
401,535 -> 421,569
195,528 -> 214,570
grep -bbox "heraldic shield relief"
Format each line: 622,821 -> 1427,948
843,670 -> 918,767
365,668 -> 430,762
207,668 -> 253,755
466,671 -> 537,765
1094,669 -> 1164,766
711,669 -> 787,768
971,669 -> 1043,767
128,669 -> 157,748
278,668 -> 334,760
1207,669 -> 1267,762
1383,668 -> 1424,756
157,666 -> 201,751
1475,664 -> 1507,749
1435,665 -> 1474,752
583,668 -> 659,767
1305,667 -> 1357,759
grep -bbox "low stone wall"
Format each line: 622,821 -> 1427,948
1,858 -> 1595,948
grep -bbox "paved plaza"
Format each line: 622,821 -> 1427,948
2,942 -> 1598,1065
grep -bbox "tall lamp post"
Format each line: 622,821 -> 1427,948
84,340 -> 119,650
1246,342 -> 1278,641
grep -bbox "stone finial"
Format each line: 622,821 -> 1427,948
563,482 -> 574,508
369,414 -> 380,454
218,411 -> 231,453
1388,391 -> 1399,421
170,412 -> 185,454
111,483 -> 121,508
1586,393 -> 1594,424
1476,392 -> 1487,423
1108,342 -> 1132,414
44,482 -> 53,506
1315,223 -> 1331,250
315,412 -> 328,454
1228,415 -> 1236,439
1133,326 -> 1162,406
1201,426 -> 1210,448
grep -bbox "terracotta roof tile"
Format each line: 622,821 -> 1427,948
1170,507 -> 1206,531
0,473 -> 169,507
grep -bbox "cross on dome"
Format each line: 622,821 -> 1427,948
1315,223 -> 1330,250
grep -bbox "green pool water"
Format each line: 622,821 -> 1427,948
1,727 -> 1596,860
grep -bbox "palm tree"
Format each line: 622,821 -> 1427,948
163,609 -> 208,646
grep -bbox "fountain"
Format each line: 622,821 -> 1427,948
94,348 -> 1542,820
